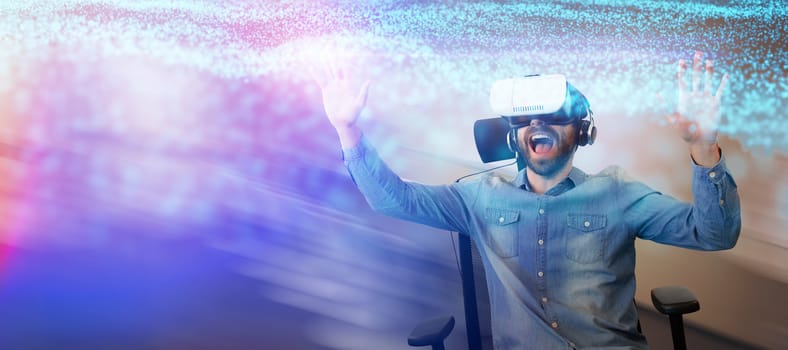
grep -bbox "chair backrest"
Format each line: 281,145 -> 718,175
473,117 -> 515,164
473,117 -> 526,173
458,233 -> 494,350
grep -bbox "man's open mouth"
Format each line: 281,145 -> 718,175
529,133 -> 555,154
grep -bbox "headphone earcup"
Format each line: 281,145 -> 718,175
587,124 -> 597,146
577,120 -> 590,146
577,119 -> 598,147
507,128 -> 519,154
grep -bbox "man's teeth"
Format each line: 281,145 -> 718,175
531,135 -> 550,142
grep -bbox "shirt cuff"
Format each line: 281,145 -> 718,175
341,136 -> 368,161
691,150 -> 727,185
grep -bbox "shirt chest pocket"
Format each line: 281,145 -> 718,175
484,208 -> 520,258
565,214 -> 608,264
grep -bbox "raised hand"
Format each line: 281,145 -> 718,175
667,51 -> 729,145
309,56 -> 370,131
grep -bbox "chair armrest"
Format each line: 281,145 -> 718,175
408,316 -> 455,347
651,286 -> 700,316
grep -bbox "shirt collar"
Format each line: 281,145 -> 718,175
515,167 -> 587,194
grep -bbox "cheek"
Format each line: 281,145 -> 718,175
562,126 -> 578,143
517,129 -> 527,140
517,130 -> 529,147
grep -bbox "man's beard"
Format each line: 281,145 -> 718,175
524,146 -> 574,178
520,127 -> 577,179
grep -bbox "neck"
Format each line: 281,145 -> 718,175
525,160 -> 574,195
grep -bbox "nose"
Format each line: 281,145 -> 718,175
529,119 -> 545,127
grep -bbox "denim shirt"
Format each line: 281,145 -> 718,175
343,137 -> 741,349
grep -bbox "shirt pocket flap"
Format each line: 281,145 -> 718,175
567,214 -> 607,232
486,208 -> 520,226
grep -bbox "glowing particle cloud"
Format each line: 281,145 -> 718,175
0,1 -> 784,243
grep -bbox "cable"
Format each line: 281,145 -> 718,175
454,160 -> 517,183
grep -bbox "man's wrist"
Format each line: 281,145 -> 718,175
689,142 -> 721,167
335,125 -> 363,150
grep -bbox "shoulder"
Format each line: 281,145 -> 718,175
588,165 -> 660,197
483,172 -> 516,185
592,165 -> 622,177
590,165 -> 637,183
577,165 -> 626,187
581,165 -> 658,194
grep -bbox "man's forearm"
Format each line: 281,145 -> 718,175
336,125 -> 363,151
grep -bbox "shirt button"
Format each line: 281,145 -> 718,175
542,297 -> 548,303
537,271 -> 544,277
498,216 -> 505,223
539,209 -> 545,215
551,322 -> 559,329
583,221 -> 591,228
709,171 -> 717,178
538,239 -> 544,245
720,199 -> 725,206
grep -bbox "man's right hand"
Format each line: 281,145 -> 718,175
309,57 -> 370,149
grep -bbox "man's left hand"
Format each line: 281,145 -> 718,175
666,51 -> 729,166
669,51 -> 729,143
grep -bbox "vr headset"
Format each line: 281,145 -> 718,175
476,74 -> 595,163
490,74 -> 582,126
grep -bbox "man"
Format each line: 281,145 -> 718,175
310,51 -> 740,349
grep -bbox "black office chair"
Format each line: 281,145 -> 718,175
407,117 -> 699,350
